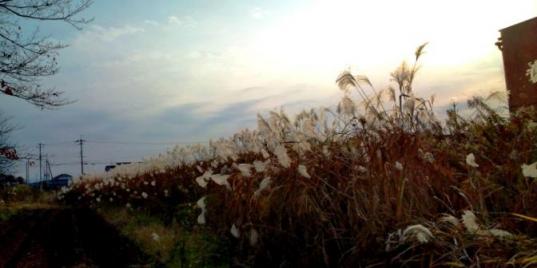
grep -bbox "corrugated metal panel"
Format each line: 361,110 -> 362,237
498,17 -> 537,112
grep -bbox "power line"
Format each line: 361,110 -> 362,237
20,138 -> 210,179
38,139 -> 208,147
40,141 -> 74,146
49,162 -> 80,166
85,140 -> 207,145
50,160 -> 138,166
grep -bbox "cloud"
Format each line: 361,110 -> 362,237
167,16 -> 183,26
164,15 -> 197,29
184,50 -> 222,60
202,99 -> 260,133
75,25 -> 145,43
143,85 -> 333,142
158,102 -> 206,126
413,53 -> 506,107
250,7 -> 267,19
143,19 -> 159,27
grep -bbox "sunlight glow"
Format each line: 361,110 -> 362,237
245,0 -> 536,84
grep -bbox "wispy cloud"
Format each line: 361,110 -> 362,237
167,16 -> 183,26
143,19 -> 159,27
250,7 -> 268,19
166,15 -> 196,28
74,25 -> 145,43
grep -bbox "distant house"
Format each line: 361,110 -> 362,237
29,173 -> 72,190
497,16 -> 537,111
105,162 -> 132,172
54,174 -> 73,181
47,174 -> 72,189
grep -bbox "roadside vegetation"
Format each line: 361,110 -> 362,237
0,185 -> 59,221
61,45 -> 537,267
97,206 -> 228,267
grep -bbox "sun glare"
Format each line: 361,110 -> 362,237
246,0 -> 536,81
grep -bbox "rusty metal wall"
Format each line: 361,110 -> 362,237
499,17 -> 537,111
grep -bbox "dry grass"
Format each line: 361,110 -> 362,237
62,45 -> 537,267
0,186 -> 60,221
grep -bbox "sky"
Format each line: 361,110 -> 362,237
1,0 -> 536,181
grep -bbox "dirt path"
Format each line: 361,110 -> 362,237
0,208 -> 152,268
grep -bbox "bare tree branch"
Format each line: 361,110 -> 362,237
0,0 -> 93,109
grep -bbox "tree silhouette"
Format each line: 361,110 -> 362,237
0,112 -> 16,174
0,0 -> 93,109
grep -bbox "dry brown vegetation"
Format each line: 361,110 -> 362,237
62,45 -> 537,267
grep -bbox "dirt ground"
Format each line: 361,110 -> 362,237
0,208 -> 152,268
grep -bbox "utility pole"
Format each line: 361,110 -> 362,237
38,143 -> 43,182
25,159 -> 30,183
75,137 -> 85,176
45,157 -> 53,181
44,154 -> 47,181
